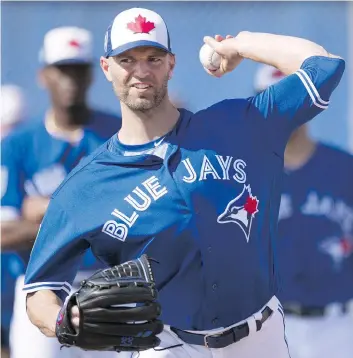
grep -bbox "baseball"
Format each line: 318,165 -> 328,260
199,43 -> 222,71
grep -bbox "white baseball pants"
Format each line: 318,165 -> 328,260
284,309 -> 353,358
120,296 -> 290,358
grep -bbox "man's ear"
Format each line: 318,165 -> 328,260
100,57 -> 112,82
37,68 -> 47,89
168,55 -> 176,79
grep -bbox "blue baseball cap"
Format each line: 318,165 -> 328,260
104,8 -> 172,58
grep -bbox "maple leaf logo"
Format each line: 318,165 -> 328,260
127,15 -> 155,34
244,196 -> 259,216
68,40 -> 80,48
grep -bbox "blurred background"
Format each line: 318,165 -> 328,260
1,2 -> 352,358
1,1 -> 352,151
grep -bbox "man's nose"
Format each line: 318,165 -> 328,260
133,60 -> 150,78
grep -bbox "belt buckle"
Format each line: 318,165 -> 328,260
203,333 -> 213,348
204,331 -> 224,348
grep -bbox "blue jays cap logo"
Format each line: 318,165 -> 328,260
217,185 -> 259,242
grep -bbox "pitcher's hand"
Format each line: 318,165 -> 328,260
203,34 -> 244,77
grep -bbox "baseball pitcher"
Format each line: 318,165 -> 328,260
23,7 -> 345,358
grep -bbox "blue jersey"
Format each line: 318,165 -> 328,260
277,143 -> 353,306
1,109 -> 121,269
24,56 -> 344,330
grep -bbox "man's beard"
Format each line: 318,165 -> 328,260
114,75 -> 169,112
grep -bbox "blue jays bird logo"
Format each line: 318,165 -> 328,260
217,185 -> 259,242
319,236 -> 353,271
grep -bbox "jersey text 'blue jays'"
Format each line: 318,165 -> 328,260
24,56 -> 345,330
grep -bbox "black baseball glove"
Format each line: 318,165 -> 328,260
55,254 -> 163,352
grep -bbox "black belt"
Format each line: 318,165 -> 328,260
283,303 -> 349,317
170,306 -> 273,349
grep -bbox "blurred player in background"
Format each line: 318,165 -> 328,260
1,84 -> 28,358
1,85 -> 27,139
1,27 -> 121,358
254,64 -> 353,358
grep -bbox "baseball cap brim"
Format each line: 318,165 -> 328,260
46,58 -> 93,66
106,40 -> 172,58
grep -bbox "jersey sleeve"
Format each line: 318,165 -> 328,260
23,197 -> 89,301
247,56 -> 345,151
1,135 -> 26,221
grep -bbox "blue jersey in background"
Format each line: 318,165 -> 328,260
277,143 -> 353,306
1,109 -> 121,270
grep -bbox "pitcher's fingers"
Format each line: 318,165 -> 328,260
204,36 -> 223,51
71,316 -> 80,329
215,34 -> 224,42
202,66 -> 223,78
70,305 -> 80,318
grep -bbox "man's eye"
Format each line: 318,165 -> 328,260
120,58 -> 132,64
149,57 -> 161,63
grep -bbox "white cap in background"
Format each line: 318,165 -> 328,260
254,64 -> 286,93
39,26 -> 93,66
1,84 -> 26,127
